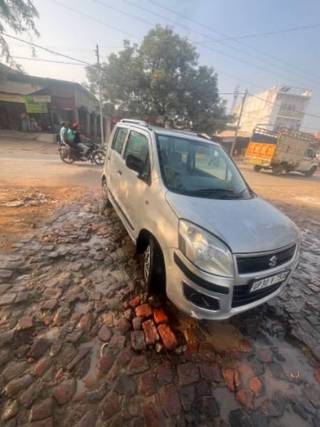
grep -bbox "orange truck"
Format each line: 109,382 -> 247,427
246,127 -> 318,176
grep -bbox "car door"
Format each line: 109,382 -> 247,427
107,126 -> 129,204
120,129 -> 152,234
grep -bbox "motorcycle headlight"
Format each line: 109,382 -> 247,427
179,220 -> 234,277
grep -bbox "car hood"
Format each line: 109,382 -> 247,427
166,193 -> 299,253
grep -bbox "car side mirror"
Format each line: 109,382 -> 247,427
126,154 -> 144,175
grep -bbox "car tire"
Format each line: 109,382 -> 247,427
101,178 -> 112,209
254,165 -> 262,172
304,166 -> 317,177
143,237 -> 166,297
272,165 -> 284,176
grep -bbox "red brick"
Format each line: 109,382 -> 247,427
103,393 -> 120,419
236,389 -> 254,411
222,368 -> 240,392
139,371 -> 157,396
97,354 -> 114,376
131,331 -> 146,351
158,384 -> 181,416
33,357 -> 52,377
249,377 -> 263,396
200,363 -> 222,383
155,362 -> 174,385
29,398 -> 53,421
314,368 -> 320,384
178,363 -> 199,386
53,379 -> 76,405
142,319 -> 159,345
135,304 -> 152,318
153,308 -> 168,324
236,362 -> 255,387
16,316 -> 33,330
157,324 -> 177,351
129,296 -> 141,308
239,339 -> 252,353
143,403 -> 166,427
79,313 -> 93,332
257,349 -> 273,363
182,327 -> 199,352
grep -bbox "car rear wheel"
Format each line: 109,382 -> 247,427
101,178 -> 112,209
304,166 -> 317,177
143,237 -> 166,297
272,165 -> 284,176
254,165 -> 262,172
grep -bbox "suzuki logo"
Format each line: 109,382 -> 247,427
269,255 -> 278,268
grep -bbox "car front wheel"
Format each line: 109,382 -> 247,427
143,237 -> 166,297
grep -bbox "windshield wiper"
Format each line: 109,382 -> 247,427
188,188 -> 242,199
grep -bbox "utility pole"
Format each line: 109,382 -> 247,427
95,44 -> 104,145
230,89 -> 248,157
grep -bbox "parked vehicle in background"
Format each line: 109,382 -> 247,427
101,119 -> 300,320
246,127 -> 318,176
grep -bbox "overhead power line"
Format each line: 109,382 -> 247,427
249,93 -> 320,120
201,23 -> 320,42
12,56 -> 86,66
3,33 -> 91,65
147,0 -> 320,88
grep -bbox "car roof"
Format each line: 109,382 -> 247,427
117,119 -> 219,146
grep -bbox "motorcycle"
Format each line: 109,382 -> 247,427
58,140 -> 105,166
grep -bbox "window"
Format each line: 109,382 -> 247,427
112,127 -> 128,154
156,134 -> 252,200
124,131 -> 150,178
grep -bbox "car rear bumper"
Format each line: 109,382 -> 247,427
164,245 -> 299,320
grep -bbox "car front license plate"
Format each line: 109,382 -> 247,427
250,271 -> 289,293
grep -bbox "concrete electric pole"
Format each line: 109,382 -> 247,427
230,89 -> 248,157
95,44 -> 105,145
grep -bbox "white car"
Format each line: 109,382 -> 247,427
102,119 -> 300,320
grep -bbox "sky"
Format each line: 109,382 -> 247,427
4,0 -> 320,131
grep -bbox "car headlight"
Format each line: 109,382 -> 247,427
179,220 -> 234,277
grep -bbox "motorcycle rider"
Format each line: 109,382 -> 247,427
59,121 -> 68,144
67,122 -> 89,158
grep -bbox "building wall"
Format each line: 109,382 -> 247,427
235,87 -> 311,134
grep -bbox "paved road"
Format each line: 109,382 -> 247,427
0,138 -> 101,188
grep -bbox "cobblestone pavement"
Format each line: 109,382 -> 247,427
0,195 -> 319,427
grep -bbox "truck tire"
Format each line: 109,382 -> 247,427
304,166 -> 317,177
254,165 -> 262,172
272,165 -> 284,176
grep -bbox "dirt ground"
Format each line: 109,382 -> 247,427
0,139 -> 101,252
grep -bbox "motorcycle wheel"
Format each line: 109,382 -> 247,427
92,149 -> 105,166
59,147 -> 75,164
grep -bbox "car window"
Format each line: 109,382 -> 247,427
124,131 -> 150,178
156,134 -> 252,199
112,127 -> 128,154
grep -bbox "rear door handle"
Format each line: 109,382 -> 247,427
117,170 -> 122,175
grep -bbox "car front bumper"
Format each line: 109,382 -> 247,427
164,245 -> 300,320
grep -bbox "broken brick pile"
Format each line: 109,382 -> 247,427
125,296 -> 182,353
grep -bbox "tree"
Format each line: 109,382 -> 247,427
0,0 -> 39,65
87,25 -> 229,133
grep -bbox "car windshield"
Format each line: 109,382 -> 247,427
156,134 -> 253,200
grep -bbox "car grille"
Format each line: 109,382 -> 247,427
237,245 -> 296,274
232,282 -> 282,308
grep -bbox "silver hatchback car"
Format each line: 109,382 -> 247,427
102,119 -> 300,320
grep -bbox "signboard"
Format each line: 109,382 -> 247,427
24,95 -> 48,114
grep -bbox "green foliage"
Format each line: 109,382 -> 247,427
87,25 -> 229,133
0,0 -> 39,65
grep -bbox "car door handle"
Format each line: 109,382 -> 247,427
117,170 -> 122,175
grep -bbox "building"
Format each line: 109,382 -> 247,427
0,63 -> 103,138
234,86 -> 311,134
